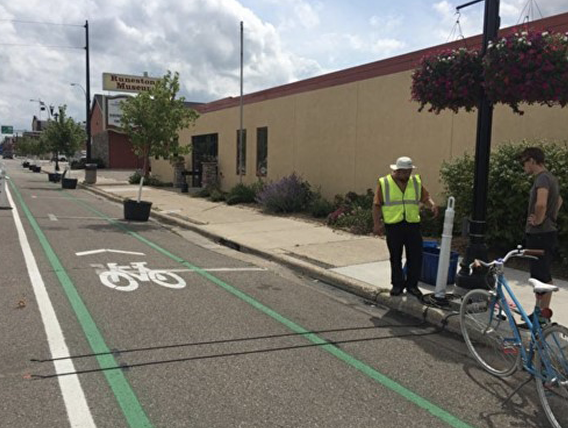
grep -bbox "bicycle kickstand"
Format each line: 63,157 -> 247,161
501,376 -> 533,408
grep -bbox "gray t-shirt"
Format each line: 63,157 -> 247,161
526,170 -> 560,234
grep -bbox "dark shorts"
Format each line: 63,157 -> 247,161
525,231 -> 558,283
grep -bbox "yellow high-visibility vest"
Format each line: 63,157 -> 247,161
379,174 -> 422,224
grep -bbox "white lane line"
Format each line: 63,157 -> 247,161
48,213 -> 58,221
6,186 -> 96,428
76,249 -> 146,256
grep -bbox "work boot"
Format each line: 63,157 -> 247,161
406,287 -> 423,299
390,286 -> 404,297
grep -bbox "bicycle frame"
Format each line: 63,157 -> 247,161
489,267 -> 557,382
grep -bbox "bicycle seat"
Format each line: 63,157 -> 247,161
528,278 -> 559,293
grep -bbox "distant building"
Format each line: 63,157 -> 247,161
31,116 -> 49,132
90,94 -> 143,169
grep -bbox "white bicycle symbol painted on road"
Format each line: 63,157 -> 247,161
97,262 -> 186,292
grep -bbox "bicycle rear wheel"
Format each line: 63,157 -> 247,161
460,289 -> 520,377
535,324 -> 568,428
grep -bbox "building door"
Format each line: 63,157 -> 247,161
191,133 -> 218,187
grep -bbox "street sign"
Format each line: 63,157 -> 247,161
1,126 -> 14,134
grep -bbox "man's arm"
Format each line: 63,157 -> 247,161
372,183 -> 385,236
420,185 -> 439,218
529,187 -> 549,226
554,195 -> 563,220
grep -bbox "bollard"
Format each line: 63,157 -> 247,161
0,168 -> 12,210
434,196 -> 455,299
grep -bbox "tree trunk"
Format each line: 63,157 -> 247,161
142,148 -> 150,179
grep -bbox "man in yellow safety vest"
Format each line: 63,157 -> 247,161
372,156 -> 438,298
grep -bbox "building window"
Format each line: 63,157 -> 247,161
236,129 -> 247,175
256,127 -> 268,177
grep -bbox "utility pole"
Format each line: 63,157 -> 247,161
455,0 -> 501,290
238,21 -> 244,183
85,20 -> 92,163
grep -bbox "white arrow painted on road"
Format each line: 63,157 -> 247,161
76,249 -> 146,257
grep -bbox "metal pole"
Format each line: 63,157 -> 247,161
85,20 -> 92,162
455,0 -> 501,290
239,21 -> 244,183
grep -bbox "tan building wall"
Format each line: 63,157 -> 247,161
152,13 -> 568,203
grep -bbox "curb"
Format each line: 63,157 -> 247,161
79,183 -> 462,335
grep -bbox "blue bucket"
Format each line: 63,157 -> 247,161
420,247 -> 459,285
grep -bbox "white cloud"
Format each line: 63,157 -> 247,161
0,0 -> 321,131
369,14 -> 402,33
2,0 -> 568,133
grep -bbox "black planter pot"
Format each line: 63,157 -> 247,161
28,165 -> 35,170
33,166 -> 41,173
48,173 -> 62,183
124,199 -> 152,222
181,182 -> 189,193
61,178 -> 78,189
22,161 -> 30,168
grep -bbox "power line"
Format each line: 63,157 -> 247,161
0,42 -> 83,49
0,19 -> 83,27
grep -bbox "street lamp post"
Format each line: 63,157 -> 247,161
455,0 -> 501,290
84,20 -> 92,163
70,82 -> 90,156
71,82 -> 96,184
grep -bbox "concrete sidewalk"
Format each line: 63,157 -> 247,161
69,167 -> 568,331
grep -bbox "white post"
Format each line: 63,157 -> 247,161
434,196 -> 455,299
0,167 -> 12,210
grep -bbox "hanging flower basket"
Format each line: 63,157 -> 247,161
411,47 -> 483,114
483,30 -> 568,115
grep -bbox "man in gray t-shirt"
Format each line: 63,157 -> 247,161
526,170 -> 561,234
520,147 -> 564,323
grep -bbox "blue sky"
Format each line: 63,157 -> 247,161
1,0 -> 568,132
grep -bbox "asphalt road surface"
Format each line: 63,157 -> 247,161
0,159 -> 553,428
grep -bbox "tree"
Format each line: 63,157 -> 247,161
120,71 -> 199,182
41,105 -> 86,173
13,136 -> 36,158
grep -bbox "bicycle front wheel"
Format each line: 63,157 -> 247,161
535,324 -> 568,428
460,289 -> 520,377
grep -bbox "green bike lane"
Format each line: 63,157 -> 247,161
2,165 -> 550,428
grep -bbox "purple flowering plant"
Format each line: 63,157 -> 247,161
255,172 -> 313,213
411,47 -> 483,114
483,30 -> 568,115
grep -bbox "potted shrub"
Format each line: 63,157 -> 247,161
119,71 -> 199,221
483,30 -> 568,114
40,105 -> 86,189
411,47 -> 483,114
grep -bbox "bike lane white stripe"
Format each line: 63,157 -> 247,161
6,185 -> 96,428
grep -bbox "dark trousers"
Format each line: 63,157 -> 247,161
385,221 -> 423,290
525,231 -> 558,283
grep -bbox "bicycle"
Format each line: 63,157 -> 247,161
98,262 -> 186,292
459,247 -> 568,428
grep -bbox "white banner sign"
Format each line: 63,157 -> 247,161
106,96 -> 129,128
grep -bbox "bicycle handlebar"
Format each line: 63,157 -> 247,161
523,249 -> 545,257
469,247 -> 544,272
